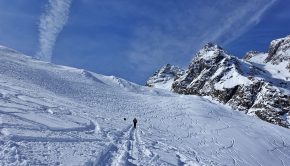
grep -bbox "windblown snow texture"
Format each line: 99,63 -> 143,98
0,45 -> 290,165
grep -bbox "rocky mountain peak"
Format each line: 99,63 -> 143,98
203,42 -> 223,51
265,35 -> 290,64
244,51 -> 259,60
146,35 -> 290,128
145,64 -> 184,89
195,42 -> 227,61
155,64 -> 184,76
158,64 -> 179,74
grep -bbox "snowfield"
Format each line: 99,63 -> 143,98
1,46 -> 290,166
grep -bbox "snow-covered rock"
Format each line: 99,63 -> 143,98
145,64 -> 184,90
243,51 -> 259,60
265,35 -> 290,66
147,36 -> 290,128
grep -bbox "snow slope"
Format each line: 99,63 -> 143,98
1,46 -> 290,166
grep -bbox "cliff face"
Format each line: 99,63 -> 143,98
146,36 -> 290,128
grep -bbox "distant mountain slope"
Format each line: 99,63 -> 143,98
1,44 -> 290,165
146,36 -> 290,128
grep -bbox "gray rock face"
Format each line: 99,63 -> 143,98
147,36 -> 290,128
172,43 -> 245,95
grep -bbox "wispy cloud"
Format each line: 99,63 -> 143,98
36,0 -> 72,62
205,0 -> 278,46
127,0 -> 277,72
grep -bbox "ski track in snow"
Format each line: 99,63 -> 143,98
92,126 -> 156,166
1,50 -> 290,165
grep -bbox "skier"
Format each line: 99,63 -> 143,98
133,118 -> 137,129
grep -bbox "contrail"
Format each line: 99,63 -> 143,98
36,0 -> 72,62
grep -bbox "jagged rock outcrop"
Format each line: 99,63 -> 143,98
265,35 -> 290,64
146,36 -> 290,128
146,64 -> 184,90
244,51 -> 259,60
265,35 -> 290,72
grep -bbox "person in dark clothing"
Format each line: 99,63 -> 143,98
133,118 -> 137,128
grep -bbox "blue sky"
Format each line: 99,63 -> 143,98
0,0 -> 289,84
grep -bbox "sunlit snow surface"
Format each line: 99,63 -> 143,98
249,52 -> 290,83
1,46 -> 290,166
